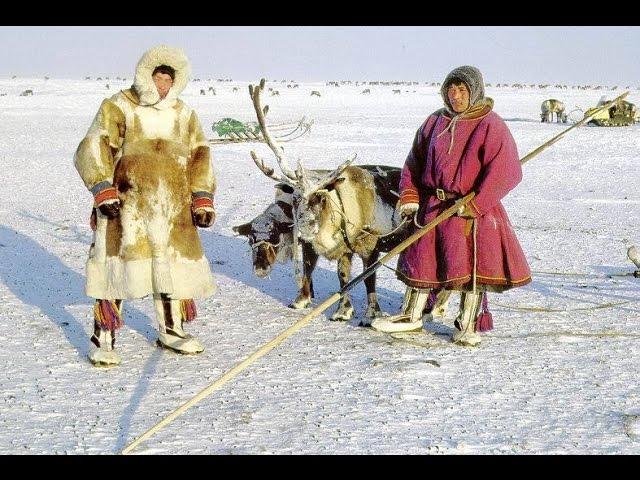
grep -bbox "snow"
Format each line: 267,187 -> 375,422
0,77 -> 639,454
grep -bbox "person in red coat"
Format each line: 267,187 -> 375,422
372,65 -> 531,346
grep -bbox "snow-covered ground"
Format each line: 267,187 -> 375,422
1,77 -> 639,454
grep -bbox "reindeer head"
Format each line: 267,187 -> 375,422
232,186 -> 295,277
232,219 -> 286,278
294,174 -> 348,243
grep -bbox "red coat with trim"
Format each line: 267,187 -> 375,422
397,108 -> 531,291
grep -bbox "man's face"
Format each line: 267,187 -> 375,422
447,82 -> 470,113
153,72 -> 174,99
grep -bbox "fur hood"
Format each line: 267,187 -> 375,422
132,45 -> 191,108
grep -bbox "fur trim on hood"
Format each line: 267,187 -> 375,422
132,45 -> 191,108
440,65 -> 485,114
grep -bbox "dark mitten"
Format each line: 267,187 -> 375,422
99,201 -> 120,218
193,208 -> 215,228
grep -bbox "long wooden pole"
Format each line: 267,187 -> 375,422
121,193 -> 475,455
123,89 -> 617,454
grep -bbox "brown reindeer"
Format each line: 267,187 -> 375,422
242,79 -> 410,320
233,169 -> 453,320
234,165 -> 405,319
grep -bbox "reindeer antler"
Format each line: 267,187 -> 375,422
250,151 -> 297,187
249,79 -> 299,183
303,154 -> 358,199
248,79 -> 357,198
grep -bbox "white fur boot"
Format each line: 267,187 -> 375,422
424,289 -> 453,321
452,292 -> 482,346
371,287 -> 429,333
89,328 -> 122,367
155,295 -> 204,354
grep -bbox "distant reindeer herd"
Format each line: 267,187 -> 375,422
4,76 -> 638,127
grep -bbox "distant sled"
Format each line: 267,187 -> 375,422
209,116 -> 313,144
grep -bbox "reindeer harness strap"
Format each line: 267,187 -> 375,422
331,187 -> 357,252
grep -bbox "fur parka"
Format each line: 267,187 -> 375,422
74,45 -> 217,300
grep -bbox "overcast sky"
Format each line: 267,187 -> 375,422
1,26 -> 639,85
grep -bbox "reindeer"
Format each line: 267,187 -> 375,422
232,183 -> 298,281
361,88 -> 371,94
310,90 -> 322,97
541,99 -> 567,123
239,79 -> 408,320
234,166 -> 405,319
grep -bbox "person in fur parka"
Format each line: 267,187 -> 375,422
75,45 -> 217,366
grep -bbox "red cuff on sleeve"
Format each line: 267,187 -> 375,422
399,190 -> 420,206
192,197 -> 214,211
94,186 -> 118,207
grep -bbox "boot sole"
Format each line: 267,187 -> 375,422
89,359 -> 121,368
155,339 -> 204,355
370,323 -> 423,333
452,338 -> 482,347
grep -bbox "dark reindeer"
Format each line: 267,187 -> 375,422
232,183 -> 298,280
236,79 -> 408,321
